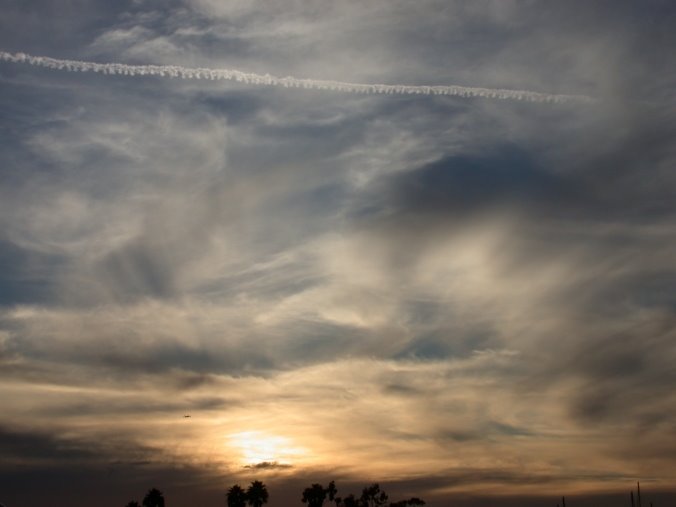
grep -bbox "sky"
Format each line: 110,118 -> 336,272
1,1 -> 675,506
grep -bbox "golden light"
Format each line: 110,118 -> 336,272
228,431 -> 306,466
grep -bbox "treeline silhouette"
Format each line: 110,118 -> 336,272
125,487 -> 165,507
295,481 -> 423,507
124,480 -> 657,506
225,480 -> 423,507
553,482 -> 656,507
125,481 -> 423,507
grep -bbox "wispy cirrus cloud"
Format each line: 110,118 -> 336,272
1,1 -> 675,506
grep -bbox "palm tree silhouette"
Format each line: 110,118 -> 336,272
227,484 -> 248,507
246,480 -> 269,507
301,481 -> 338,507
142,488 -> 165,507
302,483 -> 327,507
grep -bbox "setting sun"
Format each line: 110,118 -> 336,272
228,431 -> 306,466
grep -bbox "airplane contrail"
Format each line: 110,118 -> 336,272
0,50 -> 595,104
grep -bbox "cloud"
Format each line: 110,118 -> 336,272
1,1 -> 676,505
245,461 -> 293,470
0,425 -> 102,465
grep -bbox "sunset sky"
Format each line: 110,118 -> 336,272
1,1 -> 675,506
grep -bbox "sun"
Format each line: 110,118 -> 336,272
228,431 -> 305,465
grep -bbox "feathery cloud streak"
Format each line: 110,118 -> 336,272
0,50 -> 594,104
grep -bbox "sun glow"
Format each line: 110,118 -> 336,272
229,431 -> 306,466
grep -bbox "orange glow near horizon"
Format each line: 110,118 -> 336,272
228,431 -> 307,466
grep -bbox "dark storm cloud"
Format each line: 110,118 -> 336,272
0,426 -> 101,464
353,145 -> 566,223
0,424 -> 173,479
354,104 -> 676,231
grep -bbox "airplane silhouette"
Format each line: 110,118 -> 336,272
184,415 -> 191,418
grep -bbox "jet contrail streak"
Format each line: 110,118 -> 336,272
0,50 -> 595,104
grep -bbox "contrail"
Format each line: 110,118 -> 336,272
0,50 -> 595,104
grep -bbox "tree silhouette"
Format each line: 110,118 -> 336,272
227,484 -> 248,507
142,488 -> 165,507
336,494 -> 359,507
301,480 -> 339,507
331,482 -> 423,507
360,484 -> 388,507
246,480 -> 269,507
302,483 -> 328,507
326,481 -> 338,503
389,499 -> 425,507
